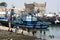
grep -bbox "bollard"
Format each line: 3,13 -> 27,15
15,26 -> 19,33
10,29 -> 13,32
25,28 -> 28,31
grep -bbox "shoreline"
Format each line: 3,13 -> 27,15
0,30 -> 35,40
0,26 -> 36,40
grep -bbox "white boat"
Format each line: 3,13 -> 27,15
55,19 -> 60,24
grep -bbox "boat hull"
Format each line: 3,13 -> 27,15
12,21 -> 49,29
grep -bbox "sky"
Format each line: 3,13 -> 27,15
0,0 -> 60,12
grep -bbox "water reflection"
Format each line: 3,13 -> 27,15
47,25 -> 60,39
32,24 -> 60,40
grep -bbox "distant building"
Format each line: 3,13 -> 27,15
24,2 -> 46,17
0,6 -> 24,17
0,6 -> 6,12
0,6 -> 24,12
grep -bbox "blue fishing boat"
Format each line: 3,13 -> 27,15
22,15 -> 50,29
12,13 -> 50,29
0,17 -> 8,21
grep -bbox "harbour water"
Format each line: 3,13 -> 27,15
29,24 -> 60,40
0,23 -> 60,40
46,24 -> 60,39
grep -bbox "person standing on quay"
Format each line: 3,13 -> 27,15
32,26 -> 36,37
